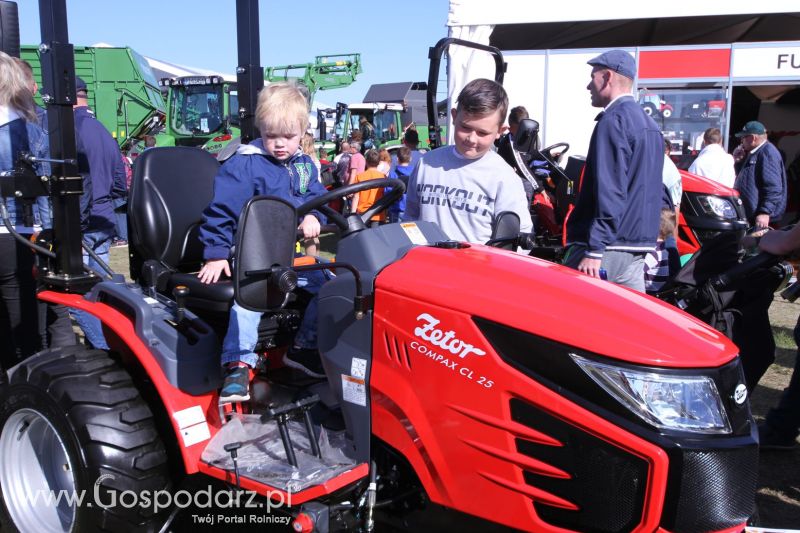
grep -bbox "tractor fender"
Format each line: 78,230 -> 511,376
39,289 -> 222,474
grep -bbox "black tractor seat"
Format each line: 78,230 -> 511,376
167,273 -> 234,313
128,147 -> 233,313
127,147 -> 303,354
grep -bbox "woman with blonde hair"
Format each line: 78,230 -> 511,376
0,51 -> 53,367
302,131 -> 321,176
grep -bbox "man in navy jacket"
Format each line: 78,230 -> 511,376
565,50 -> 663,292
71,77 -> 127,350
733,121 -> 786,229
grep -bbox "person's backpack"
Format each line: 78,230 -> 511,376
334,153 -> 351,185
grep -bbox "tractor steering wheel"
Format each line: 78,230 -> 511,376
540,142 -> 569,163
297,178 -> 406,232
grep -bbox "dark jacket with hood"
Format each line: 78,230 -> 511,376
199,138 -> 327,261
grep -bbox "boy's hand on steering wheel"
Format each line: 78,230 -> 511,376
198,259 -> 230,284
299,214 -> 321,239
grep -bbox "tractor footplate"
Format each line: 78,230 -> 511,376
201,407 -> 358,493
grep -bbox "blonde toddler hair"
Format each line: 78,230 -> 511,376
255,82 -> 309,136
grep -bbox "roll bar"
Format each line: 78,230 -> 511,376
426,37 -> 506,150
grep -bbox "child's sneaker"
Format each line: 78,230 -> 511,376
282,347 -> 325,378
220,365 -> 251,403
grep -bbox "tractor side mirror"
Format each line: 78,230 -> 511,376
489,211 -> 521,251
234,196 -> 298,312
513,118 -> 540,154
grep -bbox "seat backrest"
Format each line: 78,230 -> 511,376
128,147 -> 219,281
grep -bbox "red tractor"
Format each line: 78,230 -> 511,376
0,5 -> 758,532
677,169 -> 747,256
640,93 -> 674,119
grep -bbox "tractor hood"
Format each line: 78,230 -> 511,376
681,169 -> 740,196
376,244 -> 737,369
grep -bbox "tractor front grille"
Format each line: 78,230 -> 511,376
662,445 -> 757,532
511,398 -> 648,533
476,317 -> 757,532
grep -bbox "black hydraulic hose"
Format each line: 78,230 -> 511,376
1,201 -> 113,280
0,202 -> 56,258
372,488 -> 420,509
330,487 -> 420,513
292,262 -> 370,319
81,240 -> 114,279
710,252 -> 782,291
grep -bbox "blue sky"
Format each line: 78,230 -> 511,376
18,0 -> 450,105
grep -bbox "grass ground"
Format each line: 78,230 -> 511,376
752,299 -> 800,527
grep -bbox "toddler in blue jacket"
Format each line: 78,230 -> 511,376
197,82 -> 327,403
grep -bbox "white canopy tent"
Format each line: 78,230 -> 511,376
445,1 -> 800,149
447,0 -> 800,28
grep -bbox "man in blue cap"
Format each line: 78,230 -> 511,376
564,50 -> 663,292
70,77 -> 128,350
734,120 -> 786,229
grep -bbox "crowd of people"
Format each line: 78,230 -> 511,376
2,47 -> 799,449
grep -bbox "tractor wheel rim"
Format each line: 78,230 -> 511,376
0,408 -> 77,533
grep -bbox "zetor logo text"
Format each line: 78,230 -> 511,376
414,313 -> 486,359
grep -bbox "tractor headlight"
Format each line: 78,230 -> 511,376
572,354 -> 731,434
697,195 -> 737,220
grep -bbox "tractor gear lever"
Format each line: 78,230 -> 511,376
223,442 -> 243,490
172,285 -> 189,323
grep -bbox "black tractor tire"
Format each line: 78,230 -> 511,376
641,102 -> 658,116
0,346 -> 172,532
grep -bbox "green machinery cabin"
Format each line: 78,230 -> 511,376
21,45 -> 166,154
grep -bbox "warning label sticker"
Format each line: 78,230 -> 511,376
341,374 -> 366,406
351,357 -> 367,379
400,222 -> 428,245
